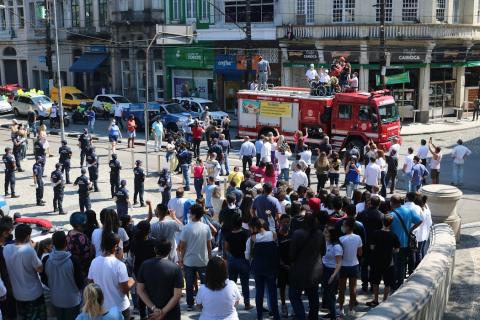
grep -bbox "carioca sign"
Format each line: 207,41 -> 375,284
391,48 -> 426,63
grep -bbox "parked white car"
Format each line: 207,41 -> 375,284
174,97 -> 229,122
12,94 -> 52,118
92,94 -> 131,115
0,99 -> 13,114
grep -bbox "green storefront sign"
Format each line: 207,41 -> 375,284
165,47 -> 214,69
376,71 -> 410,86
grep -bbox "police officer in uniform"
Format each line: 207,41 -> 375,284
34,137 -> 46,163
133,160 -> 146,207
78,128 -> 92,167
12,130 -> 25,172
51,163 -> 66,214
58,140 -> 72,184
3,147 -> 18,198
86,146 -> 99,192
32,157 -> 45,206
115,179 -> 131,218
109,154 -> 122,198
74,168 -> 92,213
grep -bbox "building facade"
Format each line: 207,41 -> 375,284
277,0 -> 480,122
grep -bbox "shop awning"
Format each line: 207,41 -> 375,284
465,61 -> 480,67
69,54 -> 108,73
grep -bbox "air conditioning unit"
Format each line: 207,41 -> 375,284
296,14 -> 306,25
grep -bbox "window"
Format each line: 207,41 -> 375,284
118,0 -> 128,11
402,0 -> 418,22
99,0 -> 107,26
121,60 -> 130,97
225,0 -> 274,23
136,60 -> 146,101
133,0 -> 144,11
65,93 -> 74,100
71,0 -> 80,27
200,0 -> 209,20
297,0 -> 315,24
85,0 -> 92,27
186,0 -> 196,19
338,104 -> 352,119
0,7 -> 5,30
16,0 -> 24,28
152,0 -> 161,9
436,0 -> 445,21
172,0 -> 180,20
375,0 -> 393,22
333,0 -> 355,23
453,0 -> 460,23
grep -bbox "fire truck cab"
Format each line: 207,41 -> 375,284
237,87 -> 401,153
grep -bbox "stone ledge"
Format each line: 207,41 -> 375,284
359,224 -> 456,320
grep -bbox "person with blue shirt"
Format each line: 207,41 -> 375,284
108,119 -> 122,154
410,156 -> 429,192
345,155 -> 361,198
389,195 -> 422,290
86,107 -> 96,133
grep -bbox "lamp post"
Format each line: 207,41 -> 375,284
0,2 -> 64,141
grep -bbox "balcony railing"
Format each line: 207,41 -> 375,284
111,9 -> 164,25
278,24 -> 480,41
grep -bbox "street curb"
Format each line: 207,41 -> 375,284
401,122 -> 480,136
461,222 -> 480,229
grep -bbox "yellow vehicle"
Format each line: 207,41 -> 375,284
51,86 -> 93,110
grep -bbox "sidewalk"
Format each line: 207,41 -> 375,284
444,222 -> 480,319
401,119 -> 480,136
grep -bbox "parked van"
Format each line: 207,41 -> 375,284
51,86 -> 93,110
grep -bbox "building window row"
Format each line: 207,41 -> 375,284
224,0 -> 274,23
333,0 -> 355,23
375,0 -> 393,22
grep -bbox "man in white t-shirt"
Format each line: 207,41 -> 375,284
388,137 -> 401,159
261,136 -> 272,164
276,149 -> 292,183
451,139 -> 472,186
205,153 -> 221,183
291,163 -> 308,192
364,157 -> 381,192
319,67 -> 330,84
167,188 -> 188,222
349,72 -> 359,91
88,232 -> 134,318
305,64 -> 319,82
402,147 -> 414,191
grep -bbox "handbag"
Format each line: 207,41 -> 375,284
393,209 -> 417,251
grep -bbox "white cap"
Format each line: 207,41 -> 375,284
12,119 -> 18,124
310,64 -> 315,69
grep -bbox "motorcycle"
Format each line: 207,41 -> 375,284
72,107 -> 89,125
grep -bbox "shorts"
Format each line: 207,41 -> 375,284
369,265 -> 395,287
128,131 -> 136,138
431,169 -> 440,181
109,135 -> 118,142
340,265 -> 359,279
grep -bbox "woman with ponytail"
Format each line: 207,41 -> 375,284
76,284 -> 123,320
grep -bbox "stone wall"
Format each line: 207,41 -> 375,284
359,224 -> 456,320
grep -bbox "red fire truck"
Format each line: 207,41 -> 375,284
237,87 -> 401,153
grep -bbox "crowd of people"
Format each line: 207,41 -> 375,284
5,108 -> 473,320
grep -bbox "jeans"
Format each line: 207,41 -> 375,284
242,156 -> 253,173
181,164 -> 190,189
53,186 -> 64,212
385,171 -> 397,193
452,163 -> 464,185
61,161 -> 71,183
53,305 -> 80,320
79,194 -> 91,213
289,285 -> 319,320
279,168 -> 289,183
328,172 -> 339,186
161,189 -> 170,206
393,247 -> 409,290
403,173 -> 412,192
305,166 -> 311,186
194,177 -> 204,199
88,119 -> 95,133
192,138 -> 201,157
415,240 -> 428,268
4,171 -> 15,195
80,150 -> 86,167
184,265 -> 206,307
346,182 -> 358,198
222,156 -> 230,175
166,151 -> 174,163
473,108 -> 479,121
254,274 -> 280,320
322,266 -> 339,318
380,171 -> 387,197
317,173 -> 328,192
227,256 -> 250,305
256,153 -> 261,166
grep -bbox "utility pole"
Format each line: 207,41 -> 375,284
379,0 -> 386,89
245,0 -> 252,88
45,0 -> 53,91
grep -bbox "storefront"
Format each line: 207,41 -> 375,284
165,46 -> 215,100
